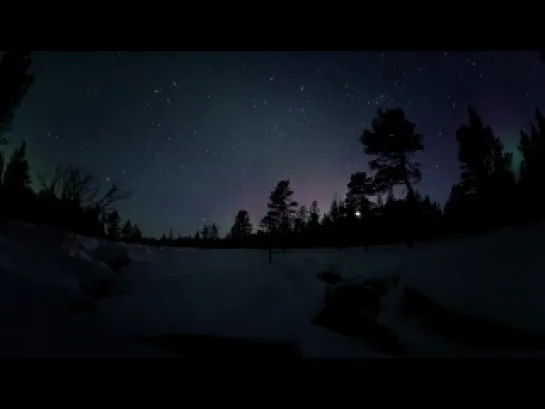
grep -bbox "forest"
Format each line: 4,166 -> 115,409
1,51 -> 544,251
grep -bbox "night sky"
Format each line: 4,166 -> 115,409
4,51 -> 544,237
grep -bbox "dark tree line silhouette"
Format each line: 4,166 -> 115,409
1,51 -> 545,252
0,51 -> 135,241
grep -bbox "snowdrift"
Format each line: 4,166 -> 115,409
1,218 -> 545,357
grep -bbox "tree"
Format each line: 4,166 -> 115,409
343,172 -> 376,249
201,225 -> 209,240
1,141 -> 32,218
106,210 -> 121,239
121,220 -> 133,239
329,196 -> 341,224
131,224 -> 142,241
261,179 -> 298,252
345,172 -> 374,217
230,209 -> 253,239
308,201 -> 320,228
456,107 -> 495,197
360,109 -> 423,247
518,108 -> 545,218
360,108 -> 423,198
454,106 -> 516,229
168,228 -> 173,241
2,141 -> 31,195
293,205 -> 308,235
0,51 -> 35,143
210,223 -> 219,240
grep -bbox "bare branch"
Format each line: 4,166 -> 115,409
95,183 -> 132,212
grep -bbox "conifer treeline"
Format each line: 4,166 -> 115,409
1,51 -> 545,250
157,104 -> 545,250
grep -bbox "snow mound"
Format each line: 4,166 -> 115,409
90,242 -> 130,273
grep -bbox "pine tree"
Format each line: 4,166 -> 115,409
2,141 -> 31,195
456,107 -> 495,196
0,51 -> 35,142
261,179 -> 298,251
345,172 -> 374,217
308,201 -> 320,227
0,141 -> 31,217
230,209 -> 253,239
293,205 -> 308,235
360,108 -> 423,198
454,106 -> 516,228
210,223 -> 219,240
121,220 -> 133,239
106,210 -> 121,239
201,225 -> 210,240
518,108 -> 545,218
329,197 -> 341,224
131,224 -> 142,241
261,180 -> 298,234
445,107 -> 516,230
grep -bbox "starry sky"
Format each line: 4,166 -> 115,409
3,51 -> 545,237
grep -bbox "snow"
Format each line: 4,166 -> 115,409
1,218 -> 545,357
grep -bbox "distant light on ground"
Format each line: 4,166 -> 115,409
355,210 -> 361,218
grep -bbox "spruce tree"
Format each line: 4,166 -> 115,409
0,51 -> 35,142
261,179 -> 298,251
451,106 -> 516,229
230,209 -> 253,239
360,108 -> 423,198
121,220 -> 133,239
360,108 -> 423,245
106,210 -> 121,239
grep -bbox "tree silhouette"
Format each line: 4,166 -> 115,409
201,225 -> 210,240
1,141 -> 32,218
106,210 -> 121,239
308,200 -> 320,227
210,223 -> 219,240
329,196 -> 341,224
261,179 -> 298,252
343,172 -> 376,249
518,108 -> 545,218
293,205 -> 308,235
121,220 -> 133,239
360,108 -> 423,198
131,224 -> 142,241
360,108 -> 423,246
453,106 -> 516,229
230,209 -> 253,239
345,172 -> 374,217
0,51 -> 35,143
456,107 -> 496,196
2,141 -> 31,195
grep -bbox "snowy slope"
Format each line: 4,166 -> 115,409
1,218 -> 545,357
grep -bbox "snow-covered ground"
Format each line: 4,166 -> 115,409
1,219 -> 545,357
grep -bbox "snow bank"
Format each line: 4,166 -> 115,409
395,223 -> 545,333
0,221 -> 174,357
3,217 -> 545,357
